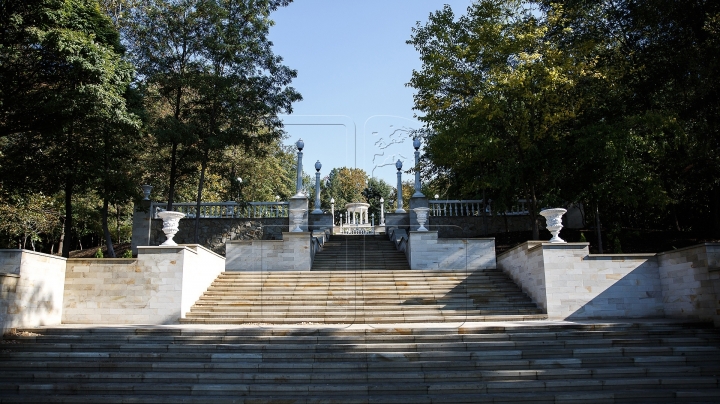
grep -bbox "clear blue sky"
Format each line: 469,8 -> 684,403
268,1 -> 475,186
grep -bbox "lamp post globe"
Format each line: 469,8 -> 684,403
296,138 -> 304,151
315,160 -> 322,172
413,137 -> 421,150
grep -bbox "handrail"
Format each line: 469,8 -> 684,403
150,201 -> 289,219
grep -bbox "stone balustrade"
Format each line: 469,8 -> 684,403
150,201 -> 289,219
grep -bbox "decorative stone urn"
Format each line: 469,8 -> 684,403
540,208 -> 567,243
141,184 -> 153,200
413,207 -> 430,232
290,209 -> 306,232
157,211 -> 185,246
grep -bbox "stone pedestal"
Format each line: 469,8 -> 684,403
309,213 -> 333,232
409,196 -> 429,232
289,195 -> 309,232
131,200 -> 152,255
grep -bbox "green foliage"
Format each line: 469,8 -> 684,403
0,193 -> 60,250
121,249 -> 133,258
579,232 -> 587,243
94,247 -> 104,258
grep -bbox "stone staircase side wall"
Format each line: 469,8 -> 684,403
494,242 -> 547,311
225,232 -> 311,271
0,250 -> 66,333
497,242 -> 720,321
407,231 -> 495,270
62,245 -> 224,324
546,246 -> 663,319
657,243 -> 720,325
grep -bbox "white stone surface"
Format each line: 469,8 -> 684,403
497,242 -> 666,320
226,232 -> 311,271
407,231 -> 495,270
0,250 -> 66,333
62,244 -> 224,324
657,243 -> 720,324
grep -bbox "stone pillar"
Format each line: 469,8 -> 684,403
380,197 -> 385,225
295,139 -> 304,196
395,159 -> 406,213
289,195 -> 309,232
312,160 -> 322,214
131,199 -> 152,255
412,137 -> 425,198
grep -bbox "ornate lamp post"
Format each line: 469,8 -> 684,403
295,138 -> 304,196
412,137 -> 424,198
395,159 -> 405,213
379,197 -> 385,225
312,160 -> 323,214
330,197 -> 335,222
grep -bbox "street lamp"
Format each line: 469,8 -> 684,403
412,138 -> 424,197
395,159 -> 405,213
312,160 -> 323,214
295,139 -> 304,196
330,197 -> 335,223
379,197 -> 385,225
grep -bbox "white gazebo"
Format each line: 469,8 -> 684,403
344,202 -> 370,225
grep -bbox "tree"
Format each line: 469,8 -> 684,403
362,177 -> 394,219
0,0 -> 139,257
187,0 -> 301,243
325,167 -> 368,220
408,1 -> 579,238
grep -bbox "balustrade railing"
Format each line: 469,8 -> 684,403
150,201 -> 289,219
429,199 -> 529,216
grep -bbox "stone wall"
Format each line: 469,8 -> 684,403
226,232 -> 311,271
407,231 -> 495,270
0,250 -> 67,333
62,244 -> 225,324
496,242 -> 688,320
149,217 -> 287,256
428,215 -> 532,238
495,241 -> 547,311
657,244 -> 720,324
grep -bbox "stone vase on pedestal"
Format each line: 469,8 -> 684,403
157,211 -> 185,246
540,208 -> 567,243
413,207 -> 430,232
290,209 -> 306,232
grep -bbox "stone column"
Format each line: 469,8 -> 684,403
412,138 -> 425,198
312,160 -> 322,214
295,139 -> 304,196
395,159 -> 406,213
380,197 -> 385,225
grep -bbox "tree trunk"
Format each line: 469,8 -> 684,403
61,180 -> 73,258
102,198 -> 116,258
167,142 -> 179,211
194,150 -> 209,244
595,203 -> 603,254
116,204 -> 121,243
58,218 -> 65,256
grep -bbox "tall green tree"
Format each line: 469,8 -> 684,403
0,0 -> 139,257
188,0 -> 301,243
408,1 -> 579,238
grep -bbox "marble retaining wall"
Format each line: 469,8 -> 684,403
407,231 -> 495,270
226,232 -> 312,271
497,242 -> 720,323
62,244 -> 225,324
0,250 -> 67,333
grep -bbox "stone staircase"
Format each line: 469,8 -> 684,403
180,269 -> 545,324
312,234 -> 410,270
2,321 -> 720,402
